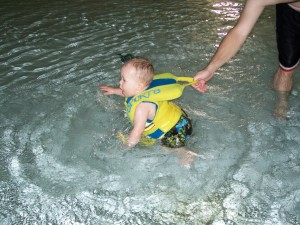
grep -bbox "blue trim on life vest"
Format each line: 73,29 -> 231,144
126,78 -> 176,105
125,96 -> 132,104
126,78 -> 176,104
147,78 -> 176,90
147,128 -> 164,139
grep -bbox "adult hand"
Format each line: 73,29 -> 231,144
192,69 -> 214,93
192,80 -> 208,93
194,68 -> 214,81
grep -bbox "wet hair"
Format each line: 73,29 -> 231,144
122,57 -> 154,85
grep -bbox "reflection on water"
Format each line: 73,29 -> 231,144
212,1 -> 241,21
1,0 -> 300,224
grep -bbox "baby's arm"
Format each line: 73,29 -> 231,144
100,85 -> 124,96
125,103 -> 152,147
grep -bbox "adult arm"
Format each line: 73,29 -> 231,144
194,0 -> 294,86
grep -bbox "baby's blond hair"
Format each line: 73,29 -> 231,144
122,57 -> 154,85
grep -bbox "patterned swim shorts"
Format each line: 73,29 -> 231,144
161,113 -> 192,148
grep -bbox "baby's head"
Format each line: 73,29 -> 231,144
122,57 -> 154,84
120,57 -> 154,97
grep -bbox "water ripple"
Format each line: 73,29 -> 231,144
1,0 -> 299,224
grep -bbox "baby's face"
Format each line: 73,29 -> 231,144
119,65 -> 142,97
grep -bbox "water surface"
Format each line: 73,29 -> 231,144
1,0 -> 300,224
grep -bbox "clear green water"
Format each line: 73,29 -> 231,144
1,0 -> 300,224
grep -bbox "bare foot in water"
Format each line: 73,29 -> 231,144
162,146 -> 205,167
273,91 -> 289,120
175,148 -> 199,167
272,68 -> 294,120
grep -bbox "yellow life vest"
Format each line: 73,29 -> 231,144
124,73 -> 195,139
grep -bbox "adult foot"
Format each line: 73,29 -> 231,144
273,91 -> 289,120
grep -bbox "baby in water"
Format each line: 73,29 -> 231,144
100,57 -> 206,165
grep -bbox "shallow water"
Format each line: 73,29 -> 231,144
1,0 -> 300,224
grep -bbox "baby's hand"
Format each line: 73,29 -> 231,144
99,85 -> 116,96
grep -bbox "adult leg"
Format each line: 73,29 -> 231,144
274,4 -> 300,92
273,67 -> 295,92
273,4 -> 300,119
